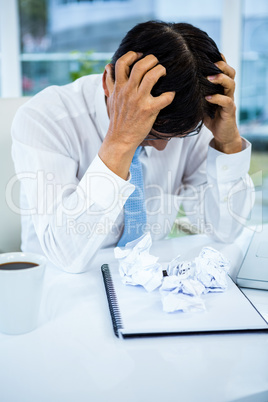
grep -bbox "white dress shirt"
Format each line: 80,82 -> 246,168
11,74 -> 254,273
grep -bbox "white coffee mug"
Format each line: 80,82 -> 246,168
0,252 -> 46,335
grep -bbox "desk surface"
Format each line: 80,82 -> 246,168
0,229 -> 268,402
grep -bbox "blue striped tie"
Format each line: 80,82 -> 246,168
117,146 -> 147,247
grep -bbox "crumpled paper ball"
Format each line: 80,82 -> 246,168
160,247 -> 230,312
115,234 -> 230,312
114,233 -> 163,292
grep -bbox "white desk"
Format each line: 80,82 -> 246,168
0,229 -> 268,402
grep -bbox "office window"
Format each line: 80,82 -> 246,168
18,0 -> 155,94
58,0 -> 129,3
0,28 -> 2,97
240,0 -> 268,131
18,0 -> 223,95
240,0 -> 268,225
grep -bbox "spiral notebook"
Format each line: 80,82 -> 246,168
101,263 -> 268,339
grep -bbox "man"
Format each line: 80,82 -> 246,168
11,21 -> 253,273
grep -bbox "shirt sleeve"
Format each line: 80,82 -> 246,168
204,137 -> 255,241
180,130 -> 255,242
11,105 -> 134,273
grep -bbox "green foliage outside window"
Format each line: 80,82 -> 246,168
69,51 -> 110,81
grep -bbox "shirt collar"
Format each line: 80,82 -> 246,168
143,145 -> 153,157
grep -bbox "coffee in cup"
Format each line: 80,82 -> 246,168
0,252 -> 46,335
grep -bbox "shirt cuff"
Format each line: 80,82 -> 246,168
78,154 -> 135,210
207,137 -> 251,182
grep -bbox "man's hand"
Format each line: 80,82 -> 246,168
98,51 -> 175,179
204,54 -> 242,154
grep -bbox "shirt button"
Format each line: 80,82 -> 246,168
222,165 -> 228,171
223,196 -> 228,202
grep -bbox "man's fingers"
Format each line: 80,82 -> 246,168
205,93 -> 235,114
129,54 -> 160,89
220,53 -> 227,63
207,73 -> 235,98
153,91 -> 176,112
138,63 -> 166,94
115,51 -> 142,84
209,53 -> 236,99
215,59 -> 236,80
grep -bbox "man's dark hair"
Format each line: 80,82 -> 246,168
111,20 -> 224,135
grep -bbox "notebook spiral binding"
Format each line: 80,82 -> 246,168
101,264 -> 123,337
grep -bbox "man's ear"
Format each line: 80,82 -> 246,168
102,63 -> 114,97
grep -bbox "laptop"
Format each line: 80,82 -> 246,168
236,224 -> 268,290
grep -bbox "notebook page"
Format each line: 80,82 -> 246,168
105,263 -> 268,336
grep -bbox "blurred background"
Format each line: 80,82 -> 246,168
0,0 -> 267,235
